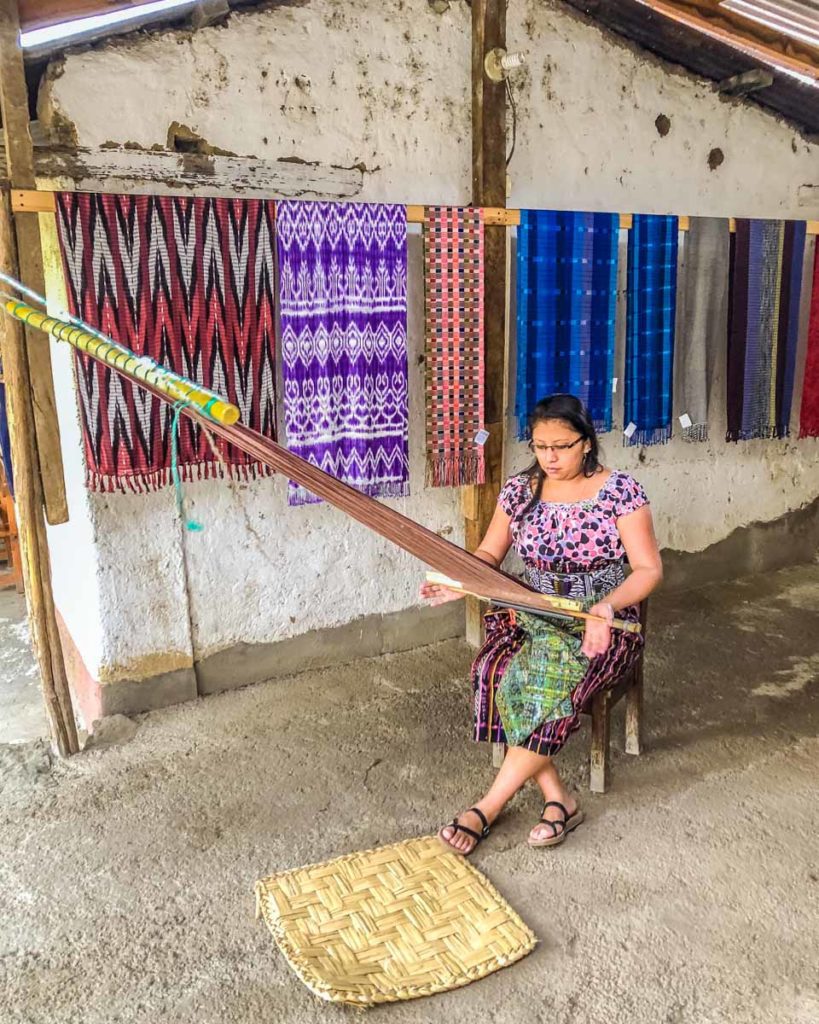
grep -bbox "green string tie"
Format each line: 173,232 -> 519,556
171,401 -> 204,533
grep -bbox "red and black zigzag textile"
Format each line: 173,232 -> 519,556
55,192 -> 277,492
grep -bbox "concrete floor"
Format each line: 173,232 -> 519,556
1,563 -> 818,1024
0,588 -> 47,745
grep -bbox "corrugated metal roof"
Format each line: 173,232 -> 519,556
563,0 -> 819,135
721,0 -> 819,50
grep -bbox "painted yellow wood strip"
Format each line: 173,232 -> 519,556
12,189 -> 55,213
10,190 -> 819,235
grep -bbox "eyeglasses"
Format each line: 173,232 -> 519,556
528,437 -> 585,455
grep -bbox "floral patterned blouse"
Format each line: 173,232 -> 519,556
498,469 -> 649,571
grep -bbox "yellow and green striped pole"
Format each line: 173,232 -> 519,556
4,300 -> 240,427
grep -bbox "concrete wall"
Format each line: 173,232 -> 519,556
38,0 -> 819,712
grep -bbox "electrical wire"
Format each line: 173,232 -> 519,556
505,76 -> 517,167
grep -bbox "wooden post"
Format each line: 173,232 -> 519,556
0,0 -> 68,525
0,189 -> 78,756
589,691 -> 611,794
624,675 -> 643,756
465,0 -> 507,647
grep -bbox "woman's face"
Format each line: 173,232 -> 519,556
529,418 -> 590,480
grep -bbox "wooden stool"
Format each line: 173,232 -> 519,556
491,601 -> 648,792
585,600 -> 647,792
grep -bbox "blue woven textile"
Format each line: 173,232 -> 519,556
515,210 -> 619,435
625,214 -> 679,446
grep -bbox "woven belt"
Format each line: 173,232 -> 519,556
524,561 -> 625,601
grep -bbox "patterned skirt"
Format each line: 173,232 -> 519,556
471,564 -> 643,756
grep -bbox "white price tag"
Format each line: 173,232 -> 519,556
611,377 -> 618,392
679,413 -> 693,429
474,429 -> 490,446
623,421 -> 637,439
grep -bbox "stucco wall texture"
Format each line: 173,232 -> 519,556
38,0 -> 819,687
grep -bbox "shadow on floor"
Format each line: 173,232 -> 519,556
0,587 -> 45,744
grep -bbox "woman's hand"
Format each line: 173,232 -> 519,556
419,581 -> 464,606
581,601 -> 614,658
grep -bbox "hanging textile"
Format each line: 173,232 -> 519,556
727,219 -> 806,441
0,363 -> 13,497
624,214 -> 679,446
277,200 -> 409,506
799,238 -> 819,438
55,192 -> 277,492
423,206 -> 485,487
515,210 -> 619,435
673,218 -> 729,442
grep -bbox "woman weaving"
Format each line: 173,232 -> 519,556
421,394 -> 663,853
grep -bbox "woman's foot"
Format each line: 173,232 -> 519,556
438,806 -> 492,856
528,798 -> 584,847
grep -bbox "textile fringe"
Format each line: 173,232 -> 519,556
681,423 -> 708,443
725,426 -> 784,443
289,480 -> 411,507
87,460 -> 275,494
426,453 -> 486,489
592,418 -> 613,434
623,425 -> 673,447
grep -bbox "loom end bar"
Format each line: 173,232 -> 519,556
206,400 -> 240,426
2,300 -> 241,427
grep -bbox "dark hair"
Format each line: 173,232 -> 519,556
515,394 -> 602,523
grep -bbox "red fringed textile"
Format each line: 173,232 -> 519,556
423,206 -> 485,487
55,192 -> 277,492
799,240 -> 819,438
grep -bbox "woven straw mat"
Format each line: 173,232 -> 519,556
255,835 -> 537,1006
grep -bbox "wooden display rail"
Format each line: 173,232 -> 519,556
13,190 -> 819,234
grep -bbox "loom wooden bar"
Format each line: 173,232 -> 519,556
0,0 -> 67,525
23,325 -> 639,630
465,0 -> 508,647
0,190 -> 78,756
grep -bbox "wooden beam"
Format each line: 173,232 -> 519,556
0,188 -> 78,756
20,190 -> 819,235
24,146 -> 365,201
0,0 -> 67,525
465,0 -> 507,647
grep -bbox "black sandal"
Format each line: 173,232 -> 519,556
437,806 -> 491,856
528,800 -> 585,848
